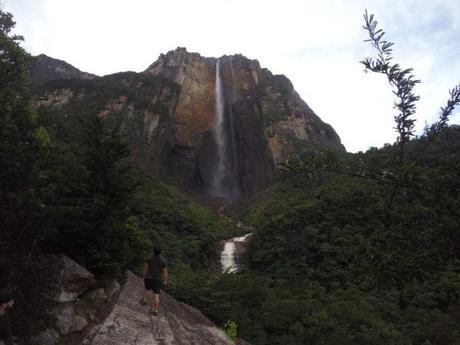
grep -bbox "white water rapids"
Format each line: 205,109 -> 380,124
220,233 -> 252,273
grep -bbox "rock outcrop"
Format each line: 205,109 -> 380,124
26,258 -> 245,345
28,54 -> 97,87
85,271 -> 235,345
31,48 -> 344,200
36,254 -> 96,303
28,254 -> 115,345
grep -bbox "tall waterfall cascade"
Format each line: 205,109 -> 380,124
210,58 -> 241,200
210,59 -> 226,197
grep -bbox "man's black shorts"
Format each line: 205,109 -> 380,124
144,278 -> 162,294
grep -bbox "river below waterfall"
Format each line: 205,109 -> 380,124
220,233 -> 252,273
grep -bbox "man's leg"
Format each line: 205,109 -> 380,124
143,288 -> 150,304
153,293 -> 160,312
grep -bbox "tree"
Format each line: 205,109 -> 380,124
0,7 -> 46,273
39,108 -> 149,278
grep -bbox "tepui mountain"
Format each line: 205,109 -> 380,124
30,48 -> 344,201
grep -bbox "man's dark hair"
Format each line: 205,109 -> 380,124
153,246 -> 161,256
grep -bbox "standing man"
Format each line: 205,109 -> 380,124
143,247 -> 168,316
0,288 -> 14,345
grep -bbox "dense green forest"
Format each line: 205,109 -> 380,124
170,125 -> 460,345
0,8 -> 234,339
2,6 -> 460,345
168,12 -> 460,345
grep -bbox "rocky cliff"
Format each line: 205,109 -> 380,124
34,72 -> 181,175
145,48 -> 344,199
28,54 -> 97,87
32,48 -> 344,201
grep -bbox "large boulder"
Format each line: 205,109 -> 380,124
30,328 -> 60,345
51,303 -> 75,335
36,254 -> 96,303
71,315 -> 88,333
86,271 -> 237,345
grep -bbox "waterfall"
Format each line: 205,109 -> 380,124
211,59 -> 227,197
220,233 -> 252,273
228,59 -> 239,193
210,58 -> 241,200
220,241 -> 238,273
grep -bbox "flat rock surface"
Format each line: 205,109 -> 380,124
88,271 -> 234,345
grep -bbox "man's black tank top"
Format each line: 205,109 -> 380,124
146,255 -> 166,280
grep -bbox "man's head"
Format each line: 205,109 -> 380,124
153,246 -> 162,256
0,288 -> 14,310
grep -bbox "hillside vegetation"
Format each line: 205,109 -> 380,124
171,12 -> 460,345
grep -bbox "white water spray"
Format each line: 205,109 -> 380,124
211,59 -> 226,197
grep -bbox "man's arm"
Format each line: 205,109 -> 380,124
143,263 -> 148,279
162,267 -> 168,287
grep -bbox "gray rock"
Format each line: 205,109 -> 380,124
37,254 -> 96,303
89,271 -> 235,345
81,324 -> 101,344
51,303 -> 75,335
87,288 -> 107,304
105,280 -> 120,299
71,315 -> 88,333
30,328 -> 60,345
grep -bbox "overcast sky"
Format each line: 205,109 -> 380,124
4,0 -> 460,152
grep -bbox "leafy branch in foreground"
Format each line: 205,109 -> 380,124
426,85 -> 460,136
279,149 -> 432,194
361,10 -> 460,161
360,10 -> 420,162
281,11 -> 459,195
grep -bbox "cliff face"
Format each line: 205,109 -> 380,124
35,73 -> 181,176
145,48 -> 344,198
33,48 -> 344,200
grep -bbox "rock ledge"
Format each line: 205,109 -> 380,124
86,271 -> 235,345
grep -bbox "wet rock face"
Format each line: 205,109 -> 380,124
146,49 -> 217,192
145,48 -> 344,199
